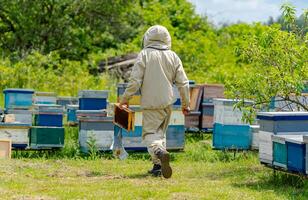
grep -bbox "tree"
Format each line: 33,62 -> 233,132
227,3 -> 308,122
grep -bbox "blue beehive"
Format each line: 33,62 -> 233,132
257,112 -> 308,133
286,136 -> 307,174
78,90 -> 109,110
213,123 -> 252,150
67,105 -> 79,125
3,88 -> 34,109
271,135 -> 303,169
34,104 -> 63,127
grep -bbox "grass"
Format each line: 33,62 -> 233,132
0,129 -> 307,199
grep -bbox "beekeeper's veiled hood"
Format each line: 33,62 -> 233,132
143,25 -> 171,50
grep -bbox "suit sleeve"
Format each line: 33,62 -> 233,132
122,52 -> 145,100
174,57 -> 190,109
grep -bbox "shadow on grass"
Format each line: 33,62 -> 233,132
124,172 -> 152,179
231,170 -> 308,199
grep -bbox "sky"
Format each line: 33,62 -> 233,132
188,0 -> 308,25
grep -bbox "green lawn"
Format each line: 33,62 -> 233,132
0,131 -> 307,199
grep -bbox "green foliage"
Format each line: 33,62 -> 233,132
87,133 -> 99,160
227,4 -> 308,120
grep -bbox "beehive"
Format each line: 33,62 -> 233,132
29,127 -> 65,149
213,123 -> 251,150
3,88 -> 34,109
78,115 -> 114,153
67,105 -> 79,125
0,123 -> 30,149
34,92 -> 57,105
257,112 -> 308,165
117,83 -> 141,105
285,136 -> 307,174
78,90 -> 109,110
5,109 -> 32,125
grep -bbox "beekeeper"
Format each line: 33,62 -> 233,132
120,25 -> 190,179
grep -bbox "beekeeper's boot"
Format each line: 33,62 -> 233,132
148,164 -> 161,174
155,149 -> 172,178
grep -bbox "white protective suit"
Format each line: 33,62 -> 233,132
122,25 -> 189,164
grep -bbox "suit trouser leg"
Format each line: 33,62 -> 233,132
142,105 -> 172,165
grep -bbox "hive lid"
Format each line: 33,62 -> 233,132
285,135 -> 307,144
3,88 -> 35,94
67,104 -> 79,109
213,98 -> 254,106
257,112 -> 308,121
78,90 -> 109,98
35,92 -> 57,96
0,122 -> 31,127
76,110 -> 107,117
271,135 -> 303,144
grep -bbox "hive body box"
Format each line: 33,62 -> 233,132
67,105 -> 79,125
212,99 -> 253,150
201,103 -> 214,130
117,83 -> 141,105
257,112 -> 308,165
0,123 -> 30,149
5,109 -> 32,125
34,92 -> 57,104
78,90 -> 109,110
213,99 -> 253,125
285,136 -> 308,174
29,127 -> 64,149
34,104 -> 63,127
3,89 -> 34,109
251,125 -> 260,150
271,135 -> 303,169
0,139 -> 11,158
213,123 -> 251,150
78,110 -> 114,153
57,97 -> 79,109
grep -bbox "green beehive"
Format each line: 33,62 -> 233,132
30,127 -> 64,149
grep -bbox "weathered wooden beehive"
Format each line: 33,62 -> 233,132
0,123 -> 30,149
77,110 -> 113,153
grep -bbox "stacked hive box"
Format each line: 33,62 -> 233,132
78,90 -> 108,110
286,136 -> 308,174
57,96 -> 79,113
271,135 -> 302,169
77,90 -> 112,153
270,95 -> 308,112
34,92 -> 57,105
30,104 -> 64,149
3,89 -> 34,125
201,84 -> 224,131
257,112 -> 308,165
212,99 -> 253,150
1,89 -> 34,149
67,105 -> 79,125
185,83 -> 203,131
250,125 -> 260,150
115,83 -> 185,151
77,110 -> 113,153
271,135 -> 308,175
